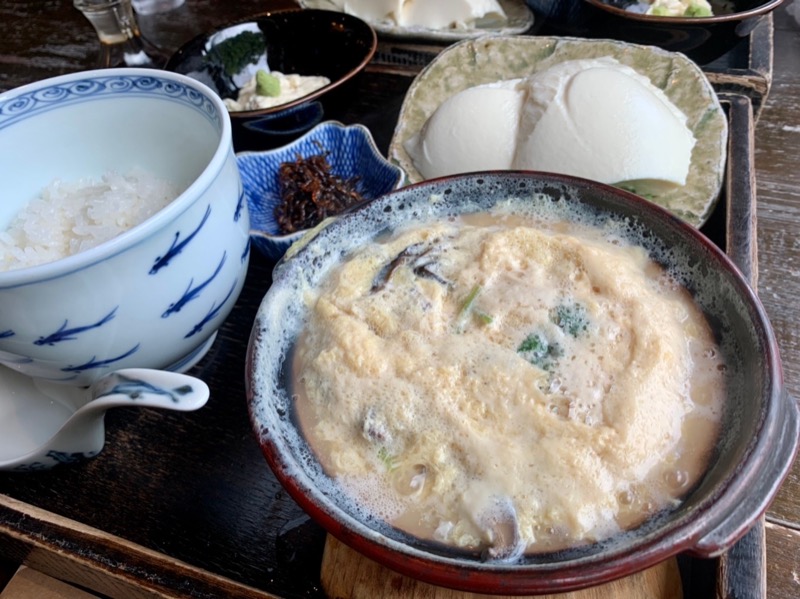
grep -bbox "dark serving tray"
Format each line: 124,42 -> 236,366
0,58 -> 760,597
703,15 -> 775,119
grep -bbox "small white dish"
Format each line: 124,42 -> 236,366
0,367 -> 210,472
298,0 -> 534,41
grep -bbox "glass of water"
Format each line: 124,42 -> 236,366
74,0 -> 170,68
131,0 -> 185,16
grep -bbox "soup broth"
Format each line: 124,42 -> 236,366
292,207 -> 724,558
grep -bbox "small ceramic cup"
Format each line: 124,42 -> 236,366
0,68 -> 250,385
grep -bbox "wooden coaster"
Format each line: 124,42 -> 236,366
321,535 -> 683,599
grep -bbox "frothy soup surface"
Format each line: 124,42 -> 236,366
292,207 -> 724,558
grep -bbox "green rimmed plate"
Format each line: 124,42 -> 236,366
388,36 -> 728,227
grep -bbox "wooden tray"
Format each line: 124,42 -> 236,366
0,65 -> 760,597
702,14 -> 775,121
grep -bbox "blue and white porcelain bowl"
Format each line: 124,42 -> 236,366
0,68 -> 250,386
237,121 -> 404,262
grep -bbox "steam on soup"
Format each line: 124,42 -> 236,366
291,202 -> 724,559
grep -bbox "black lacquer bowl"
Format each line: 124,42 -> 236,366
166,8 -> 376,149
246,172 -> 798,595
580,0 -> 787,64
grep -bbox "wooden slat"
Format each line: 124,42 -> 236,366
765,522 -> 800,598
320,536 -> 682,599
0,566 -> 100,599
0,496 -> 280,599
754,7 -> 800,535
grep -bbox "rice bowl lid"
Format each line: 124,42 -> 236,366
0,68 -> 232,287
246,171 -> 799,594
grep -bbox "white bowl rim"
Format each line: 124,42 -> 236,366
0,68 -> 232,287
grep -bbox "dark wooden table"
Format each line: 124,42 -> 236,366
750,6 -> 800,599
0,1 -> 798,598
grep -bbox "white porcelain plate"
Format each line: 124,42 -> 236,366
0,366 -> 89,467
297,0 -> 534,41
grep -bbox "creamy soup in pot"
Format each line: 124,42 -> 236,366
292,206 -> 724,558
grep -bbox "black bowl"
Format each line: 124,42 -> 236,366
526,0 -> 785,64
581,0 -> 787,64
246,171 -> 799,594
165,9 -> 377,150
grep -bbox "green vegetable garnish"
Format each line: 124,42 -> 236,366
256,69 -> 281,97
551,303 -> 589,337
210,30 -> 265,76
377,446 -> 397,471
686,4 -> 712,17
647,0 -> 714,17
459,285 -> 481,315
517,333 -> 561,370
455,284 -> 483,332
617,184 -> 655,200
475,309 -> 493,325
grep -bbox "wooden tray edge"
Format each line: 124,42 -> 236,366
713,91 -> 764,599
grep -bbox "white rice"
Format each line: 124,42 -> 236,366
0,169 -> 178,272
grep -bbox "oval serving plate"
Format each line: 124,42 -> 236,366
297,0 -> 534,41
388,35 -> 728,227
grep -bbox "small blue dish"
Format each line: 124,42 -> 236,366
237,121 -> 405,261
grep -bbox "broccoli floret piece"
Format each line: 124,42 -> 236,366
210,30 -> 265,76
551,303 -> 589,337
517,333 -> 561,370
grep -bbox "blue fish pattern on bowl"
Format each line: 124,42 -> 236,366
237,121 -> 405,262
35,307 -> 118,346
62,343 -> 141,374
162,252 -> 227,318
12,450 -> 100,472
184,277 -> 239,339
150,205 -> 212,275
0,68 -> 250,386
